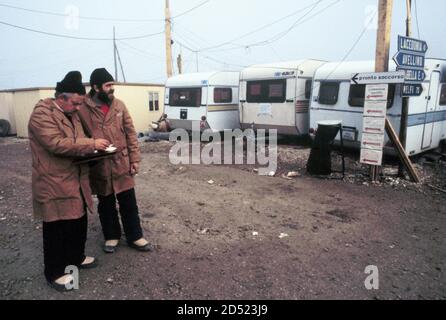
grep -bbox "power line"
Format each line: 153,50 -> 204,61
115,43 -> 127,82
326,8 -> 378,77
293,8 -> 378,100
171,0 -> 211,20
242,0 -> 325,48
117,40 -> 163,59
197,0 -> 326,52
0,1 -> 211,23
0,3 -> 159,22
171,23 -> 209,49
172,24 -> 261,67
0,20 -> 164,41
174,39 -> 245,69
208,0 -> 340,52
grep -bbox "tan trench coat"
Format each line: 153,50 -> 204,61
77,96 -> 141,196
28,99 -> 96,222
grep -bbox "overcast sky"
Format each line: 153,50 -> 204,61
0,0 -> 445,90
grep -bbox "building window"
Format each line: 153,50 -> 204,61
305,80 -> 312,100
247,79 -> 286,103
149,92 -> 160,111
348,84 -> 396,108
440,84 -> 446,106
169,88 -> 202,107
154,93 -> 159,111
318,81 -> 340,105
214,88 -> 232,103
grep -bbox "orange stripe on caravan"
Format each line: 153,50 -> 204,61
207,104 -> 239,112
295,106 -> 309,113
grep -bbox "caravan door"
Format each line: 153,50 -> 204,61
422,71 -> 440,149
241,78 -> 296,134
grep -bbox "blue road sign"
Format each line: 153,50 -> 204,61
402,83 -> 423,97
393,51 -> 425,69
398,35 -> 428,54
397,67 -> 426,82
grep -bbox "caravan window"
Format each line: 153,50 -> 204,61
214,88 -> 232,103
348,84 -> 396,108
319,82 -> 340,105
247,79 -> 286,103
169,88 -> 202,107
440,84 -> 446,106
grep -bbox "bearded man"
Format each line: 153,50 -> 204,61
78,68 -> 152,254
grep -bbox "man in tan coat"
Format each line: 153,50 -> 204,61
28,71 -> 109,291
78,68 -> 151,253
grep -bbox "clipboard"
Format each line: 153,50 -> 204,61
73,150 -> 117,165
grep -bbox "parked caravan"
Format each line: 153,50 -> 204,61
309,59 -> 446,155
164,71 -> 240,132
239,60 -> 326,136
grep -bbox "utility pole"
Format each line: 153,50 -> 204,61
165,0 -> 174,78
371,0 -> 393,181
113,26 -> 118,82
196,52 -> 199,72
373,0 -> 420,183
115,44 -> 127,83
398,0 -> 412,176
375,0 -> 393,73
177,53 -> 183,74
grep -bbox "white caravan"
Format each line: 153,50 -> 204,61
309,59 -> 446,155
164,71 -> 240,132
239,60 -> 326,136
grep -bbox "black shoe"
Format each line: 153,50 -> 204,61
79,257 -> 98,269
103,241 -> 119,254
128,242 -> 154,252
103,244 -> 117,254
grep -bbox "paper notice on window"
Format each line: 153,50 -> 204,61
360,148 -> 383,166
258,103 -> 272,116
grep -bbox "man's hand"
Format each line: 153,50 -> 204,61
130,163 -> 139,176
94,139 -> 110,151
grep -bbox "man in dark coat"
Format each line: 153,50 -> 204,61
29,71 -> 110,291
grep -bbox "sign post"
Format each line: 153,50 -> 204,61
359,84 -> 389,166
394,35 -> 428,98
394,35 -> 427,180
350,70 -> 420,182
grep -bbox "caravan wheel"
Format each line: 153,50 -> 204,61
440,139 -> 446,154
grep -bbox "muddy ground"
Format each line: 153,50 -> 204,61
0,137 -> 445,300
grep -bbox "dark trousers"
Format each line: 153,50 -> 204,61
42,214 -> 87,282
97,188 -> 143,244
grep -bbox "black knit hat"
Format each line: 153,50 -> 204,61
90,68 -> 114,88
55,71 -> 86,95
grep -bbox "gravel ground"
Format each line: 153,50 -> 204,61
0,137 -> 445,300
